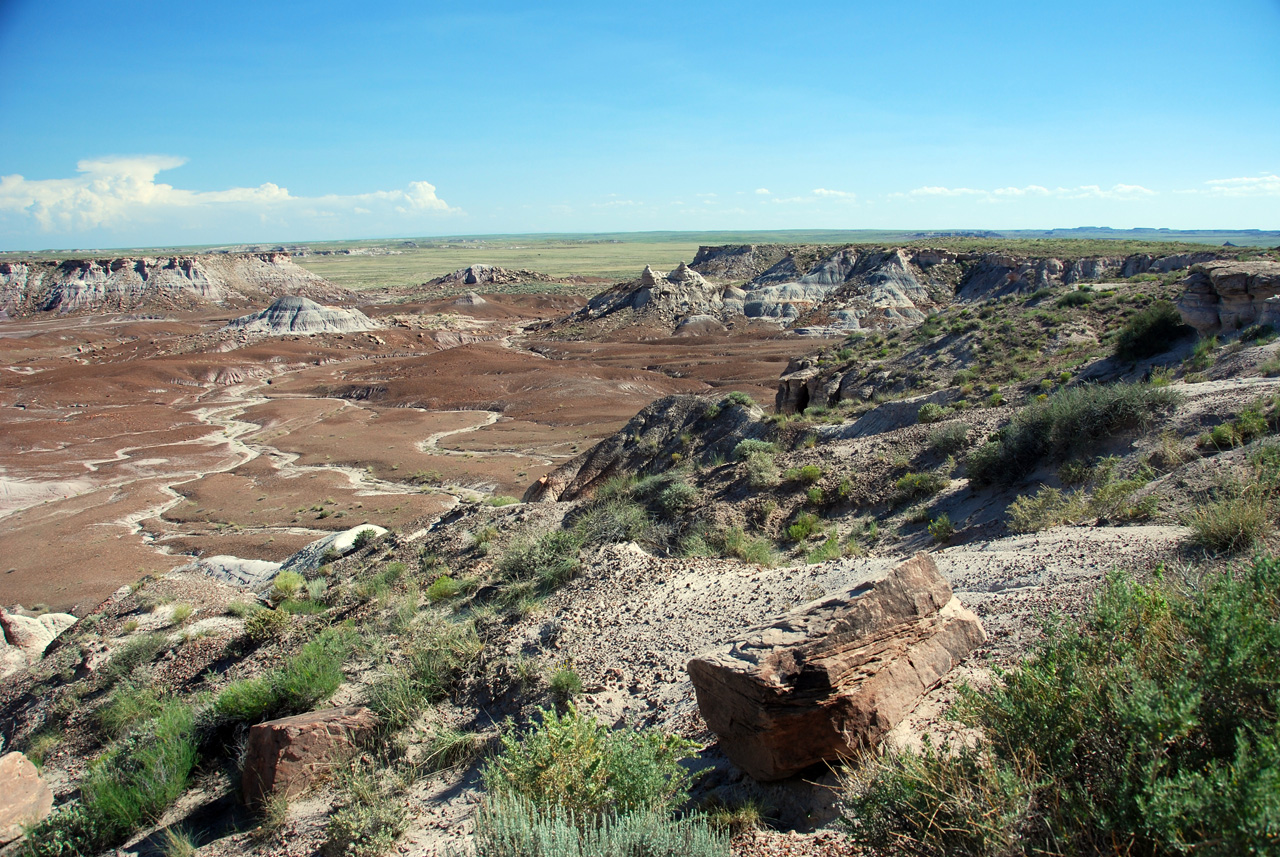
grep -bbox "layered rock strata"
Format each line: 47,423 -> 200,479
1176,260 -> 1280,336
226,295 -> 379,335
687,553 -> 985,781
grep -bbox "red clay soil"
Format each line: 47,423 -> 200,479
0,292 -> 827,612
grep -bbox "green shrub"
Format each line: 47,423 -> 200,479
1186,335 -> 1220,371
96,684 -> 165,739
548,666 -> 583,703
1186,494 -> 1273,553
927,514 -> 955,544
917,403 -> 953,424
967,383 -> 1181,486
471,793 -> 729,857
243,607 -> 291,642
1055,288 -> 1093,308
216,626 -> 355,724
786,512 -> 822,542
927,422 -> 970,455
805,533 -> 842,564
573,498 -> 656,547
426,574 -> 461,602
323,764 -> 406,857
711,526 -> 776,566
1113,300 -> 1190,361
269,570 -> 305,603
724,391 -> 755,407
487,495 -> 521,506
97,633 -> 167,689
845,560 -> 1280,856
782,464 -> 823,484
732,439 -> 776,460
655,481 -> 698,516
742,452 -> 778,488
26,699 -> 200,855
894,471 -> 949,502
365,621 -> 481,730
352,528 -> 380,550
499,530 -> 583,591
484,704 -> 699,816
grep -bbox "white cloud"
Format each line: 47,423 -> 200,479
1199,174 -> 1280,197
0,156 -> 457,235
813,188 -> 856,200
900,183 -> 1155,202
754,188 -> 771,195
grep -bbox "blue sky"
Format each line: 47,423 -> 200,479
0,0 -> 1277,249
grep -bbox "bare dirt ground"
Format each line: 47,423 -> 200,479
0,295 -> 827,612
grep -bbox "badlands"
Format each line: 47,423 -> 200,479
1,239 -> 1280,857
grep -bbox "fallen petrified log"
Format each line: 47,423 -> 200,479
687,553 -> 985,780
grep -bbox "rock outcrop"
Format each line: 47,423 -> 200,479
241,706 -> 378,806
226,296 -> 379,335
687,553 -> 985,781
182,556 -> 283,588
0,608 -> 77,677
426,265 -> 552,288
280,524 -> 389,573
0,752 -> 54,844
524,394 -> 770,502
1176,260 -> 1280,336
0,253 -> 349,317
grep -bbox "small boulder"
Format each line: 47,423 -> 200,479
687,553 -> 985,781
0,752 -> 54,844
0,608 -> 77,666
279,524 -> 389,573
241,706 -> 377,806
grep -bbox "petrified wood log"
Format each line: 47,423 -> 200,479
687,553 -> 985,781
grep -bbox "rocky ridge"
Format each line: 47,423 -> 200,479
0,253 -> 350,318
225,296 -> 380,336
1176,259 -> 1280,336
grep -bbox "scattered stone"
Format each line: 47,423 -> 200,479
687,553 -> 986,781
0,752 -> 54,845
241,706 -> 378,806
426,264 -> 551,288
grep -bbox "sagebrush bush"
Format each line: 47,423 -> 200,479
483,704 -> 699,816
470,793 -> 729,857
844,559 -> 1280,856
243,607 -> 290,642
269,570 -> 305,603
927,422 -> 970,455
732,439 -> 777,460
1113,299 -> 1190,361
782,464 -> 823,484
499,530 -> 583,591
97,633 -> 167,689
323,763 -> 407,857
894,470 -> 949,502
1186,493 -> 1273,553
742,452 -> 779,488
967,383 -> 1181,485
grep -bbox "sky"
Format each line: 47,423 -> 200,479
0,0 -> 1277,250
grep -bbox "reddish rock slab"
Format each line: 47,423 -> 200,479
687,553 -> 985,781
0,752 -> 54,845
241,706 -> 377,806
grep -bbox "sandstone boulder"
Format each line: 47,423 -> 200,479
687,553 -> 985,781
0,752 -> 54,845
0,609 -> 77,668
1177,260 -> 1280,336
241,706 -> 377,806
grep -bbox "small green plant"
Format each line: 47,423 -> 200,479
805,533 -> 842,564
927,422 -> 969,455
782,464 -> 823,484
894,470 -> 950,502
786,511 -> 822,542
471,793 -> 729,857
733,439 -> 777,460
216,626 -> 356,724
426,574 -> 461,602
352,528 -> 379,550
917,402 -> 953,424
269,569 -> 305,603
548,665 -> 583,702
724,391 -> 755,407
483,704 -> 700,816
1055,288 -> 1093,308
486,495 -> 520,506
1186,335 -> 1220,372
927,514 -> 955,543
98,633 -> 168,689
1185,491 -> 1273,553
742,452 -> 779,488
323,763 -> 407,857
168,603 -> 193,626
159,826 -> 198,857
243,607 -> 290,642
97,684 -> 166,738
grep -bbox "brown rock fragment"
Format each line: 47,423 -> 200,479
0,752 -> 54,845
240,706 -> 377,806
687,553 -> 985,781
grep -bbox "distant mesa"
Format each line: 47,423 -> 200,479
226,296 -> 379,335
0,252 -> 350,318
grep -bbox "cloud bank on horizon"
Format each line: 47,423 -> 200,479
2,157 -> 1277,250
0,156 -> 458,247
